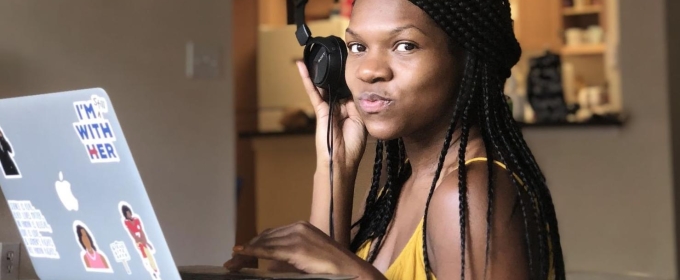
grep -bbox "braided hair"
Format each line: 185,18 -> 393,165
348,0 -> 565,279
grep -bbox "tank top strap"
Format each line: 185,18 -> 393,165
463,157 -> 524,185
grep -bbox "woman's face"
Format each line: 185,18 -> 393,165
345,0 -> 463,140
80,229 -> 92,249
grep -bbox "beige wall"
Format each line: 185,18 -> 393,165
522,0 -> 675,278
0,0 -> 236,278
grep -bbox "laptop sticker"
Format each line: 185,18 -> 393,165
73,220 -> 114,273
72,95 -> 120,163
7,200 -> 59,259
110,240 -> 133,275
0,126 -> 21,179
119,201 -> 160,279
55,172 -> 79,211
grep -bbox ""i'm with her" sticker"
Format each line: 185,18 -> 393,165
72,95 -> 119,163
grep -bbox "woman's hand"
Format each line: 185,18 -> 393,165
296,61 -> 367,172
223,221 -> 385,280
297,61 -> 366,244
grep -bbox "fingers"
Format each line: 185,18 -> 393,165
344,99 -> 362,120
225,223 -> 307,271
224,221 -> 326,273
223,251 -> 257,272
226,237 -> 296,271
238,236 -> 295,259
296,61 -> 327,108
224,227 -> 277,271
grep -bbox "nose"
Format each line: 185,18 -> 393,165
355,52 -> 393,84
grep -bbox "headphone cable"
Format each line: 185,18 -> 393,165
326,85 -> 336,241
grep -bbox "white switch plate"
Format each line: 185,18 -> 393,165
186,41 -> 221,79
0,242 -> 19,280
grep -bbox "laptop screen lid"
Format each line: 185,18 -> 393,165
0,88 -> 182,280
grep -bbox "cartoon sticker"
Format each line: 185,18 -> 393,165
55,172 -> 79,211
73,220 -> 113,273
7,200 -> 59,259
110,241 -> 132,275
0,126 -> 21,179
119,201 -> 160,279
72,95 -> 119,163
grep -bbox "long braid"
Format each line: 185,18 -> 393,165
488,71 -> 551,279
478,64 -> 497,279
422,53 -> 474,279
493,73 -> 566,279
350,138 -> 412,261
398,138 -> 406,174
366,139 -> 403,263
455,93 -> 474,280
351,140 -> 384,233
485,68 -> 542,279
453,56 -> 482,280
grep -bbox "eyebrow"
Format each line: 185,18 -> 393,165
345,24 -> 428,39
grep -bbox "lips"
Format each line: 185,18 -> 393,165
358,93 -> 393,114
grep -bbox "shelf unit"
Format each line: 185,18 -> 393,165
562,5 -> 603,16
561,43 -> 606,56
509,0 -> 619,123
558,0 -> 610,106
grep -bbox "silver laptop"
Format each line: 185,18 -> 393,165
0,88 -> 355,280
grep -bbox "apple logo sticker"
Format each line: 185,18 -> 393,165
55,172 -> 79,211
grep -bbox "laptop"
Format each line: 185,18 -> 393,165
0,88 -> 355,280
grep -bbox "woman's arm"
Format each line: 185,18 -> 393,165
295,61 -> 367,248
227,221 -> 386,280
309,165 -> 359,248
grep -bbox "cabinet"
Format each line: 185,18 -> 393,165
512,0 -> 563,53
510,0 -> 620,120
251,135 -> 377,234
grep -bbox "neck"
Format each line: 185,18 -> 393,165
402,119 -> 459,179
402,121 -> 483,182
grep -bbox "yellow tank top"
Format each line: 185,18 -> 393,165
354,157 -> 555,280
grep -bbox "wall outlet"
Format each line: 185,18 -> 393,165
185,41 -> 221,79
0,243 -> 20,280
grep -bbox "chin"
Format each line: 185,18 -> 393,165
365,120 -> 402,141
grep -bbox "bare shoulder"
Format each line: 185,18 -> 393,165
425,159 -> 529,279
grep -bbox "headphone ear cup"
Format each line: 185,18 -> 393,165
303,36 -> 351,100
329,36 -> 351,100
303,41 -> 330,87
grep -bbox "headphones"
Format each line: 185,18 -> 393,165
294,0 -> 351,101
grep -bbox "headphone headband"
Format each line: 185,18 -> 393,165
294,0 -> 311,46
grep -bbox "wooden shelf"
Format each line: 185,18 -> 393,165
561,44 -> 606,56
518,118 -> 624,128
563,5 -> 603,16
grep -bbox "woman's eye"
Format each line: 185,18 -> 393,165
348,43 -> 366,53
396,42 -> 417,52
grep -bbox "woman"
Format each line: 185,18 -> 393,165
75,225 -> 111,271
225,0 -> 564,279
